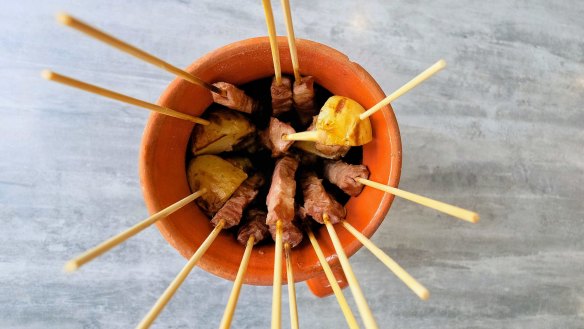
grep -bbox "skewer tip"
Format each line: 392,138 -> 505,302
41,70 -> 54,80
469,212 -> 480,224
64,260 -> 79,273
419,288 -> 431,301
436,59 -> 447,69
56,12 -> 73,26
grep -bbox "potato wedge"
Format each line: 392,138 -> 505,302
187,155 -> 248,214
315,96 -> 372,146
191,109 -> 255,155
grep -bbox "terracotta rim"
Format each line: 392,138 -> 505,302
139,37 -> 402,286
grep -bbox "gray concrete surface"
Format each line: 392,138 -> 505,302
1,0 -> 583,328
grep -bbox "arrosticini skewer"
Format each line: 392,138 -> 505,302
139,174 -> 265,329
309,163 -> 431,300
280,0 -> 316,125
56,13 -> 258,114
323,160 -> 479,223
64,189 -> 207,272
262,0 -> 294,116
283,60 -> 447,145
41,71 -> 209,125
219,210 -> 270,329
265,156 -> 302,329
299,172 -> 378,329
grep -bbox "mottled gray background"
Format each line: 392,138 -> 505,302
1,0 -> 583,328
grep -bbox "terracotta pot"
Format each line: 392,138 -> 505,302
139,37 -> 402,297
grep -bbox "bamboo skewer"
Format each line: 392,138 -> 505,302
306,228 -> 360,329
56,13 -> 224,96
137,220 -> 225,329
360,59 -> 447,120
261,0 -> 282,85
341,221 -> 430,300
281,130 -> 319,142
356,178 -> 479,223
272,220 -> 283,329
64,189 -> 207,272
284,243 -> 299,329
280,0 -> 301,81
323,214 -> 379,329
219,235 -> 255,329
41,70 -> 209,125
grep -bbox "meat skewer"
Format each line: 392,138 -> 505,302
341,220 -> 430,300
306,227 -> 359,329
299,172 -> 377,328
138,174 -> 263,329
42,71 -> 209,125
56,13 -> 258,114
266,156 -> 300,329
64,189 -> 207,272
262,0 -> 293,116
281,0 -> 316,125
323,160 -> 479,223
220,210 -> 270,329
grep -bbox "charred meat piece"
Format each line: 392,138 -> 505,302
268,221 -> 303,248
211,174 -> 265,228
212,82 -> 258,114
271,76 -> 293,116
300,171 -> 346,224
237,209 -> 270,245
324,160 -> 370,196
293,76 -> 316,125
259,117 -> 295,157
266,156 -> 299,227
307,116 -> 350,158
191,109 -> 255,155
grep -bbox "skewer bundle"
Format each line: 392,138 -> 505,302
46,3 -> 479,329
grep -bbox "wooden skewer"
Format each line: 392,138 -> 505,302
280,0 -> 301,81
261,0 -> 282,85
341,221 -> 430,300
356,178 -> 479,223
359,59 -> 446,120
306,228 -> 360,329
219,235 -> 255,329
55,13 -> 224,96
64,189 -> 206,272
41,70 -> 210,125
271,220 -> 283,329
284,243 -> 299,329
136,220 -> 225,329
323,214 -> 379,329
281,130 -> 319,142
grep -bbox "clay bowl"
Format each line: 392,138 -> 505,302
139,37 -> 402,297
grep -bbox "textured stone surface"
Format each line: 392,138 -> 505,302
1,0 -> 583,328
